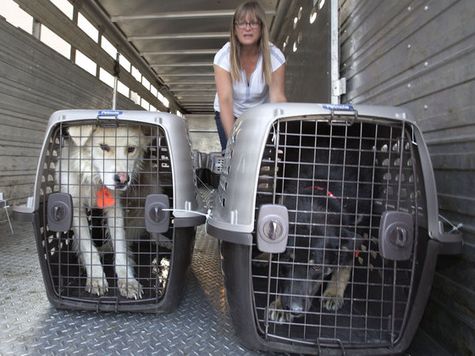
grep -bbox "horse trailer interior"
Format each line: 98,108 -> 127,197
0,0 -> 472,355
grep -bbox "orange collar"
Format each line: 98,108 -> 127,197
96,186 -> 115,208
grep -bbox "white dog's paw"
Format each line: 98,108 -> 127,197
323,288 -> 344,311
85,275 -> 109,296
118,278 -> 143,299
267,298 -> 292,323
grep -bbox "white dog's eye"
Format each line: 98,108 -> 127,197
100,144 -> 111,152
127,146 -> 136,154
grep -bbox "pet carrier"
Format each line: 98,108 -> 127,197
20,110 -> 204,312
206,103 -> 462,354
193,150 -> 224,188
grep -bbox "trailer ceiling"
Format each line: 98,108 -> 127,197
93,0 -> 280,114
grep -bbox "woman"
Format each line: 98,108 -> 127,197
213,0 -> 287,150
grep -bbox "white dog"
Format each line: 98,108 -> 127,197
57,124 -> 149,299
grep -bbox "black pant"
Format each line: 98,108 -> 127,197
214,111 -> 236,151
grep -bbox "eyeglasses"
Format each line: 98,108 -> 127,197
235,21 -> 261,29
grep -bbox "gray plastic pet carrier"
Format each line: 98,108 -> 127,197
20,110 -> 204,312
206,103 -> 462,354
193,150 -> 224,188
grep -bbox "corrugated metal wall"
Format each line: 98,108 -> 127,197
0,19 -> 141,205
272,1 -> 332,103
339,0 -> 475,354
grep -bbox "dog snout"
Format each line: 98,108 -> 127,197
289,302 -> 304,314
281,294 -> 305,317
114,172 -> 130,189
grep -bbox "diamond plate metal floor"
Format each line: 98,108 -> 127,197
0,221 -> 260,356
0,220 -> 450,356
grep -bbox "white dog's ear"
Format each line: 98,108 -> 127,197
138,126 -> 154,150
68,125 -> 94,147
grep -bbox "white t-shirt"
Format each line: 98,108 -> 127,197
213,42 -> 285,117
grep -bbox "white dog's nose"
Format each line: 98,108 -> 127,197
114,172 -> 130,188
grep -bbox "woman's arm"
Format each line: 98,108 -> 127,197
214,65 -> 235,139
269,64 -> 287,103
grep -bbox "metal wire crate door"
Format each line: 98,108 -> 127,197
251,118 -> 427,349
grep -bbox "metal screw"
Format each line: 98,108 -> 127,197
263,220 -> 282,240
53,205 -> 64,221
395,227 -> 407,247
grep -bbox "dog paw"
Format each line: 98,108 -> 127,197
323,289 -> 344,311
267,298 -> 292,323
156,234 -> 173,250
86,275 -> 109,296
118,278 -> 143,299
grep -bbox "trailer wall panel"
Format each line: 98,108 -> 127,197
339,0 -> 475,354
0,20 -> 141,204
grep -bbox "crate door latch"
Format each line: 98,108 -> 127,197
256,204 -> 289,254
47,192 -> 73,232
379,211 -> 414,260
145,194 -> 170,233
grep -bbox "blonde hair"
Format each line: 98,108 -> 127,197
229,1 -> 272,84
